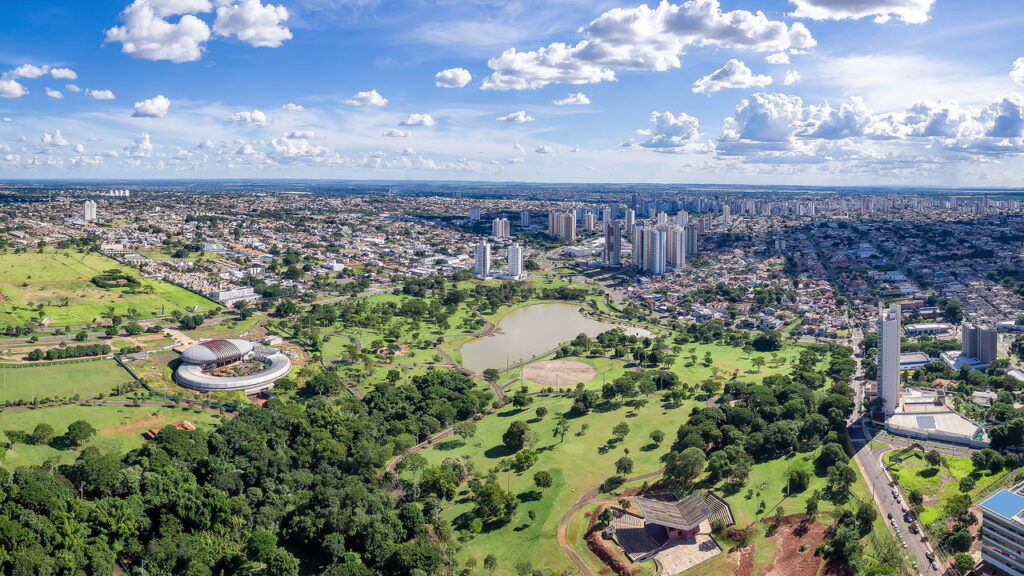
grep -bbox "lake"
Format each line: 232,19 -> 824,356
459,302 -> 651,373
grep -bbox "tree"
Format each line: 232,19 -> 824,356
805,493 -> 819,518
454,422 -> 477,440
65,420 -> 97,447
512,389 -> 533,409
615,456 -> 634,476
31,423 -> 55,445
502,420 -> 532,452
751,357 -> 766,372
954,553 -> 974,571
908,489 -> 924,506
611,422 -> 630,441
75,330 -> 88,341
552,418 -> 570,443
751,330 -> 783,352
482,368 -> 500,383
665,447 -> 705,487
817,443 -> 847,469
472,481 -> 517,522
959,476 -> 976,493
925,450 -> 943,467
855,502 -> 877,532
484,555 -> 498,571
535,406 -> 548,419
533,470 -> 553,489
650,429 -> 665,445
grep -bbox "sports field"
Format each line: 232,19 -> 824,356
0,250 -> 217,327
0,403 -> 222,469
0,359 -> 133,404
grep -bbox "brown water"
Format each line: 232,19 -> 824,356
459,302 -> 651,373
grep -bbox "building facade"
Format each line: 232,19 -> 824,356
474,241 -> 491,279
980,484 -> 1024,576
879,303 -> 902,416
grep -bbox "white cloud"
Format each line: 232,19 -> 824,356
692,59 -> 773,94
9,64 -> 49,79
766,52 -> 790,65
635,111 -> 713,152
535,144 -> 555,154
270,132 -> 328,159
789,0 -> 934,24
86,89 -> 117,100
232,108 -> 268,125
1,117 -> 11,122
346,89 -> 388,107
497,110 -> 535,123
399,113 -> 436,127
74,143 -> 87,154
482,0 -> 815,90
280,102 -> 304,111
1012,57 -> 1024,87
435,67 -> 473,88
133,94 -> 171,117
65,84 -> 81,93
50,67 -> 77,80
553,92 -> 591,105
125,132 -> 154,157
213,0 -> 292,48
45,88 -> 63,99
783,70 -> 801,85
105,0 -> 214,63
41,129 -> 70,147
383,128 -> 409,137
0,79 -> 27,98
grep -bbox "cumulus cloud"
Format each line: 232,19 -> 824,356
133,94 -> 171,117
45,88 -> 63,99
554,92 -> 591,105
399,113 -> 436,127
1012,57 -> 1024,87
9,64 -> 49,79
383,128 -> 409,137
270,132 -> 329,160
125,132 -> 154,157
535,144 -> 555,154
692,59 -> 773,94
766,52 -> 789,65
232,108 -> 268,125
0,79 -> 27,98
633,111 -> 713,152
789,0 -> 934,24
50,67 -> 77,80
213,0 -> 292,48
41,129 -> 70,147
86,89 -> 117,100
65,84 -> 81,93
346,89 -> 388,107
497,110 -> 535,123
783,70 -> 801,85
434,67 -> 472,88
105,0 -> 214,62
482,0 -> 815,90
280,102 -> 304,111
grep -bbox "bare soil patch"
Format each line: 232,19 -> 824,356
734,546 -> 753,576
116,413 -> 165,434
522,359 -> 597,388
764,520 -> 829,576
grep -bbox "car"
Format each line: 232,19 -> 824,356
888,512 -> 894,519
931,562 -> 940,570
926,552 -> 935,562
891,520 -> 898,527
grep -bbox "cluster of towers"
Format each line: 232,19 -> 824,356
474,241 -> 523,280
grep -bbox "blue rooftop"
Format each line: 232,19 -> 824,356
980,490 -> 1024,520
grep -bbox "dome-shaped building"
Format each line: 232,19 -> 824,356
175,339 -> 290,394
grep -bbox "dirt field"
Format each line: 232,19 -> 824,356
764,520 -> 829,576
521,359 -> 597,388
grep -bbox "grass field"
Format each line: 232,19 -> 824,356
405,394 -> 701,574
0,249 -> 218,326
885,450 -> 1011,526
669,341 -> 804,384
0,359 -> 134,404
0,403 -> 222,469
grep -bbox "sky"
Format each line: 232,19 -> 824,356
1,0 -> 1024,185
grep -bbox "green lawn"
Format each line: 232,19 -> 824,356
885,450 -> 1011,525
0,250 -> 218,326
669,342 -> 803,385
0,359 -> 134,404
0,403 -> 223,469
405,394 -> 701,574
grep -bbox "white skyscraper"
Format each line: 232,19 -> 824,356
507,243 -> 523,279
722,204 -> 731,226
666,225 -> 686,269
584,212 -> 596,231
82,200 -> 97,222
469,207 -> 481,221
624,209 -> 635,235
492,217 -> 510,238
474,241 -> 491,279
676,210 -> 689,227
632,226 -> 666,274
879,303 -> 902,416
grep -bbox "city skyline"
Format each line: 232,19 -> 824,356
1,0 -> 1024,185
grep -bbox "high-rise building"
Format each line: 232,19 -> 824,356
507,243 -> 523,279
632,226 -> 666,274
963,324 -> 999,364
604,221 -> 622,266
584,212 -> 597,231
469,207 -> 481,221
624,209 -> 635,235
879,303 -> 902,416
656,212 -> 668,225
602,206 -> 612,223
722,204 -> 731,226
474,241 -> 491,279
684,223 -> 697,256
547,211 -> 576,241
676,210 -> 688,227
979,483 -> 1024,576
82,200 -> 97,222
492,217 -> 510,239
520,210 -> 531,227
666,225 -> 686,269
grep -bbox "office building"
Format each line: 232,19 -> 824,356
604,220 -> 622,266
474,241 -> 491,279
507,243 -> 523,279
492,217 -> 510,239
979,483 -> 1024,576
879,303 -> 902,416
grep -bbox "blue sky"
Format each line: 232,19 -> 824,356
1,0 -> 1024,185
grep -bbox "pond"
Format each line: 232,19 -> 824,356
459,302 -> 651,373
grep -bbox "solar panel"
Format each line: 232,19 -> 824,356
916,415 -> 936,429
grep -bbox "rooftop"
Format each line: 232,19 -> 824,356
635,493 -> 713,530
980,483 -> 1024,522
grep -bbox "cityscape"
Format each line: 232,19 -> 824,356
3,2 -> 1024,576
